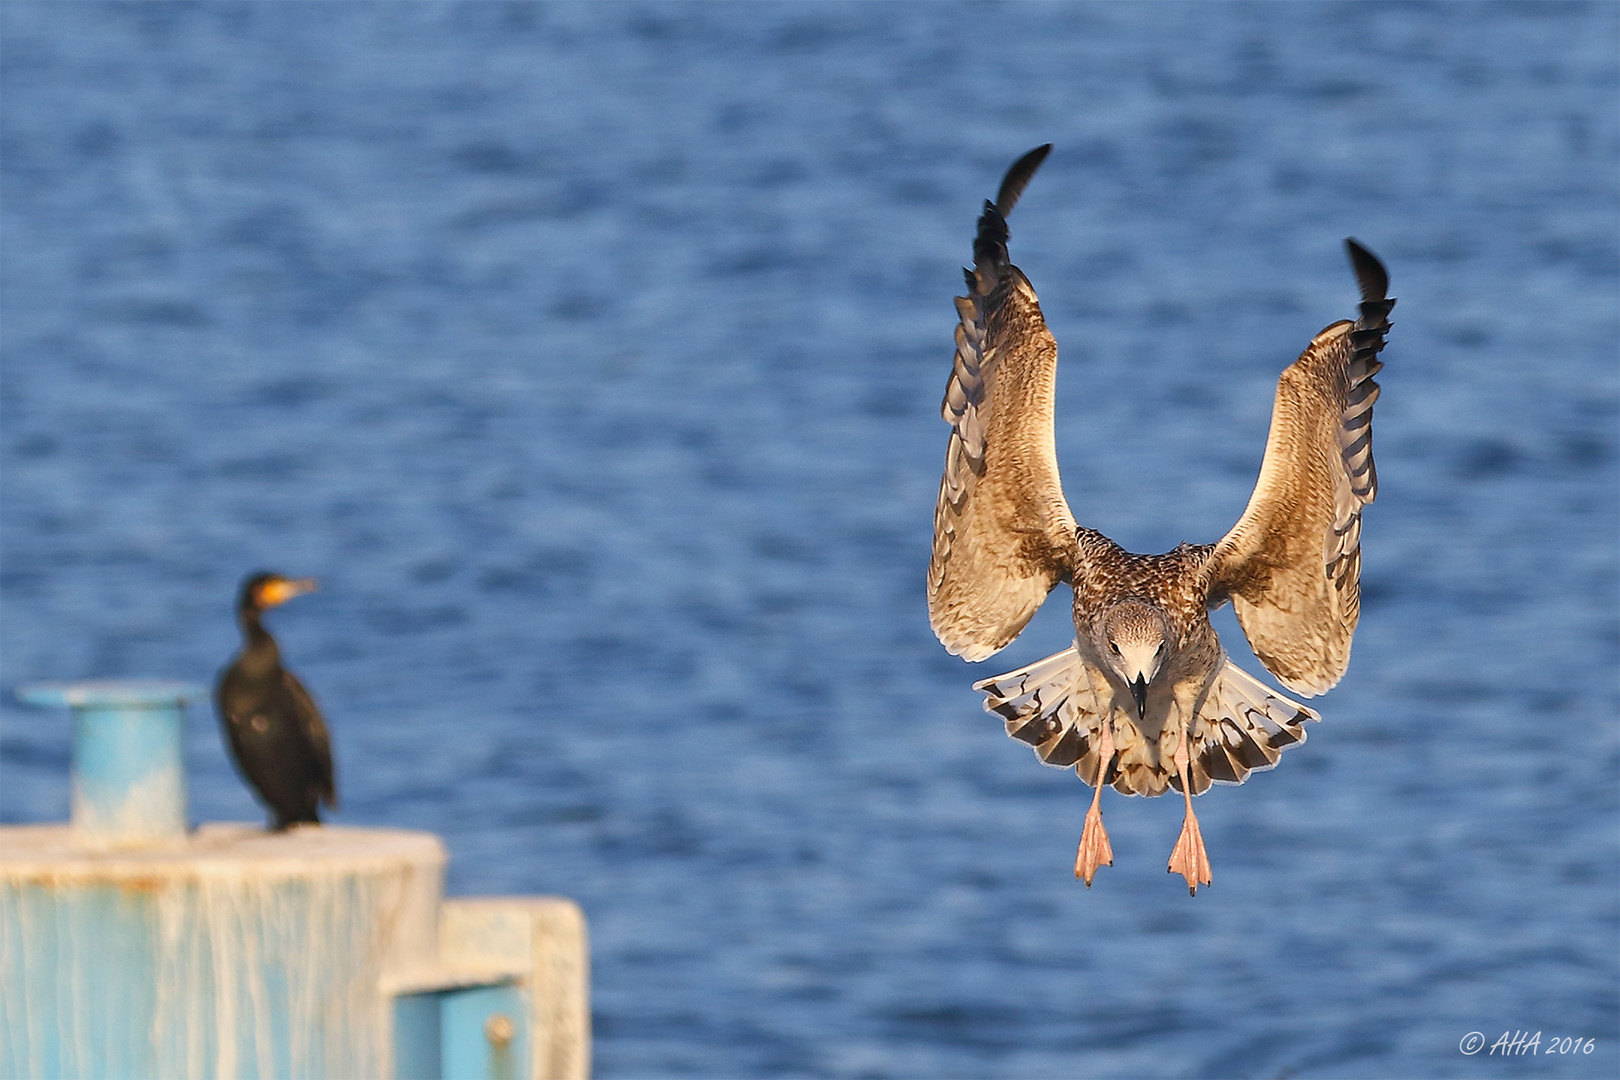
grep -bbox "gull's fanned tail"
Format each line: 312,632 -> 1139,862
975,647 -> 1111,784
978,649 -> 1318,799
1177,660 -> 1319,796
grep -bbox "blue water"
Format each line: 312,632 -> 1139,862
2,2 -> 1616,1077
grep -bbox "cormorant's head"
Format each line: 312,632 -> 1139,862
239,571 -> 319,614
1097,599 -> 1169,720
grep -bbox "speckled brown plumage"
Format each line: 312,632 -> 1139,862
928,146 -> 1395,891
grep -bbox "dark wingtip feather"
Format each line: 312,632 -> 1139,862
1343,237 -> 1389,303
995,144 -> 1052,216
971,200 -> 1010,288
969,146 -> 1050,294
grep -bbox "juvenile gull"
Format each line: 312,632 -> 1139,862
928,146 -> 1394,893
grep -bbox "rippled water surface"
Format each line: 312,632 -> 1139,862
3,3 -> 1617,1077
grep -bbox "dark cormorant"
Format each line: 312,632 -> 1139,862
216,571 -> 337,830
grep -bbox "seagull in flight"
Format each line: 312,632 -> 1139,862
928,145 -> 1394,893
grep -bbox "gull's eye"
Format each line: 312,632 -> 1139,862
1154,643 -> 1165,657
1109,642 -> 1120,656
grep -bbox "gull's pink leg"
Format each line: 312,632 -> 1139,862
1166,724 -> 1212,895
1074,721 -> 1115,886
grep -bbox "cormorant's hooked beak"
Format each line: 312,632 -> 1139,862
1130,674 -> 1148,720
261,577 -> 319,607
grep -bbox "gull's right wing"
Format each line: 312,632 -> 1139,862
929,146 -> 1081,662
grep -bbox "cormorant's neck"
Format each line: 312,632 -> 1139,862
236,608 -> 281,673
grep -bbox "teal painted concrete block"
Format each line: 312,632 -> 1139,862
0,824 -> 447,1079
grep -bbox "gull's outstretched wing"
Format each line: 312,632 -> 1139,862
1203,240 -> 1395,694
929,146 -> 1080,661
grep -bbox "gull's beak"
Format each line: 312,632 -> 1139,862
1130,674 -> 1148,720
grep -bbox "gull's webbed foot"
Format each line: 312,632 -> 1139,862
1167,809 -> 1212,895
1074,801 -> 1114,887
1075,721 -> 1116,887
1167,722 -> 1212,895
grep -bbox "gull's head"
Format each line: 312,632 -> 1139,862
1098,600 -> 1169,720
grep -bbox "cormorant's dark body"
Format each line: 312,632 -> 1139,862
216,572 -> 336,830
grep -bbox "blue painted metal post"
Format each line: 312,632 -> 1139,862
17,680 -> 203,846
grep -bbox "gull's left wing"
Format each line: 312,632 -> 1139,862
1203,240 -> 1394,694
